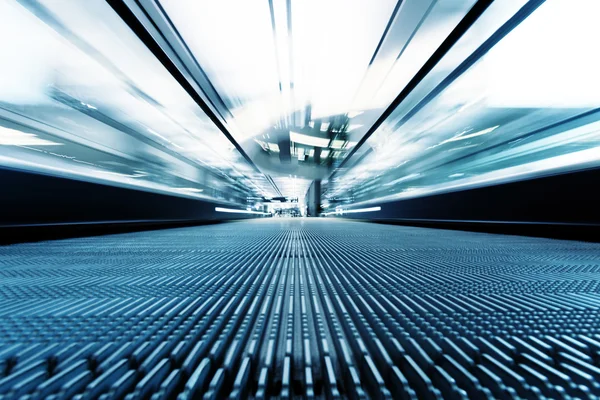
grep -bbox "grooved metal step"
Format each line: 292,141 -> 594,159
0,219 -> 600,399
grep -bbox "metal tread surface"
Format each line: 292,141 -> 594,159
0,219 -> 600,399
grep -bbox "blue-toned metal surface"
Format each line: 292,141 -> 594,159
1,219 -> 600,398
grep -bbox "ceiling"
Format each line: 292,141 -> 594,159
109,0 -> 480,199
3,0 -> 600,207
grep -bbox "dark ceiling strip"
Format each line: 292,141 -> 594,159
334,0 -> 494,174
105,0 -> 280,195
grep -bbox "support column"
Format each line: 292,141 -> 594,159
306,180 -> 321,217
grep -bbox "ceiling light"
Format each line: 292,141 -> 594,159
267,143 -> 280,152
323,206 -> 381,216
290,131 -> 329,147
330,140 -> 346,149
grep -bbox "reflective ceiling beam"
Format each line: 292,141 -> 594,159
330,0 -> 494,179
388,0 -> 546,136
105,0 -> 283,198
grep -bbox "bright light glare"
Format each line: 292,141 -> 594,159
0,126 -> 62,146
472,1 -> 600,108
292,0 -> 396,118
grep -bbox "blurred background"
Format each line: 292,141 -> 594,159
0,0 -> 599,223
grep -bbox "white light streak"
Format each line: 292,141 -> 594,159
323,206 -> 381,216
175,187 -> 204,193
442,125 -> 499,144
215,207 -> 269,215
0,126 -> 62,146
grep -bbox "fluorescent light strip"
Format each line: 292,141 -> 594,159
215,207 -> 269,215
323,206 -> 381,216
290,131 -> 329,147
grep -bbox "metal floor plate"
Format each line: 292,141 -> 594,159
1,219 -> 600,399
